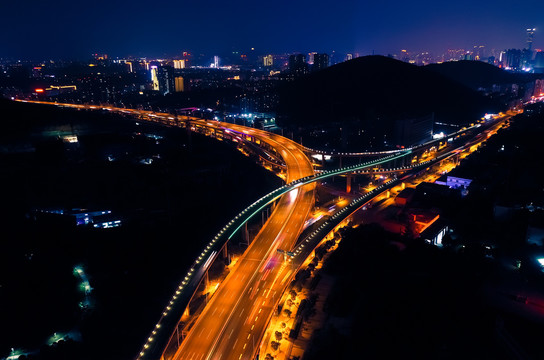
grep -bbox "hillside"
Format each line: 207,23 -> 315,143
277,56 -> 501,128
426,60 -> 538,90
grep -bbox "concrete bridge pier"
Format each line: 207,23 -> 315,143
204,270 -> 210,304
243,222 -> 250,245
346,173 -> 352,193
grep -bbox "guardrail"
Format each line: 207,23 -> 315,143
136,149 -> 413,360
300,118 -> 494,157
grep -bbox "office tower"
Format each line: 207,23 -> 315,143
157,66 -> 175,95
288,54 -> 308,77
263,55 -> 273,67
345,53 -> 353,61
505,49 -> 522,70
527,28 -> 536,51
313,53 -> 329,72
173,60 -> 185,69
213,56 -> 220,68
308,52 -> 317,65
150,65 -> 159,91
534,51 -> 544,73
473,45 -> 486,60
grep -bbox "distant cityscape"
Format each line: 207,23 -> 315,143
1,28 -> 542,115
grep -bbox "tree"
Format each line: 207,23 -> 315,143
265,353 -> 274,360
275,331 -> 283,342
286,299 -> 293,307
283,309 -> 292,317
270,341 -> 280,351
281,322 -> 286,329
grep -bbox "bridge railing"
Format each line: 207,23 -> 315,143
136,149 -> 414,360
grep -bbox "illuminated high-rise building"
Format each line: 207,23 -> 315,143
157,66 -> 175,95
534,51 -> 544,73
345,53 -> 353,61
213,56 -> 220,68
505,49 -> 522,70
288,54 -> 308,77
150,65 -> 159,91
175,76 -> 184,92
527,28 -> 536,51
150,65 -> 175,94
308,52 -> 317,65
173,60 -> 185,69
263,55 -> 273,67
473,45 -> 486,60
313,53 -> 329,72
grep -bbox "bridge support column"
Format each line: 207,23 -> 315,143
346,173 -> 352,193
222,242 -> 228,258
339,156 -> 343,168
243,222 -> 250,245
204,270 -> 210,304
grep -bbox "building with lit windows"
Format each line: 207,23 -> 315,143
505,49 -> 522,70
157,66 -> 175,95
173,59 -> 185,69
288,54 -> 308,77
313,53 -> 329,72
527,28 -> 536,51
263,55 -> 273,67
150,65 -> 160,91
307,52 -> 317,65
175,76 -> 184,92
535,52 -> 544,73
150,65 -> 175,94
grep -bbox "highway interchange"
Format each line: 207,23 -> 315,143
14,100 -> 515,360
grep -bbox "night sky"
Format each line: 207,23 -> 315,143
1,0 -> 543,59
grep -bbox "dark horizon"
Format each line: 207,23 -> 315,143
2,0 -> 544,60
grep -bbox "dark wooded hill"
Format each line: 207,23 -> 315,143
277,55 -> 501,128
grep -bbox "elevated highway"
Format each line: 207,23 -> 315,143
13,99 -> 514,360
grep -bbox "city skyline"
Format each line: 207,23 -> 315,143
2,0 -> 544,59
